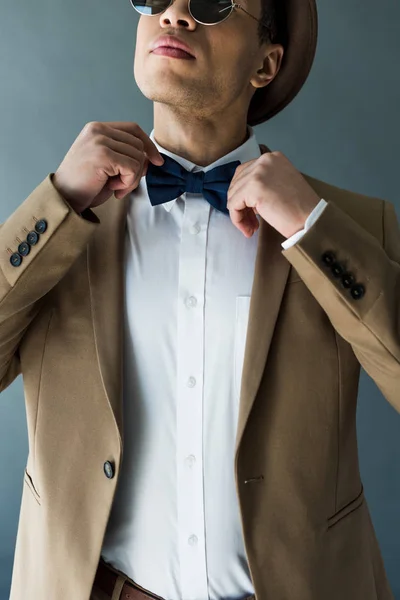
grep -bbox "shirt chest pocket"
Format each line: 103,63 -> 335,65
234,296 -> 252,402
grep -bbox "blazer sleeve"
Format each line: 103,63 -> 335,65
281,198 -> 400,414
0,174 -> 100,392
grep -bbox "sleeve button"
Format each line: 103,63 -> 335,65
18,241 -> 31,257
35,219 -> 48,234
27,231 -> 40,245
350,283 -> 365,300
103,461 -> 115,479
331,262 -> 345,278
10,252 -> 22,267
322,251 -> 336,266
341,272 -> 355,289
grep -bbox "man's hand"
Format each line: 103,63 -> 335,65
227,151 -> 321,239
52,121 -> 164,213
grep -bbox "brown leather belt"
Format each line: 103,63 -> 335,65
94,556 -> 256,600
94,557 -> 164,600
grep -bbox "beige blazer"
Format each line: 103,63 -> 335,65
0,144 -> 399,600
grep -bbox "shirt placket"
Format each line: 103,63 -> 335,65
177,192 -> 211,599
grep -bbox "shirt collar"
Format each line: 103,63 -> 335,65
148,125 -> 262,212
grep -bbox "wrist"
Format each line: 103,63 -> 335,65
50,173 -> 87,215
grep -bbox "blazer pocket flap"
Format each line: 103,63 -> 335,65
327,486 -> 364,529
24,467 -> 41,504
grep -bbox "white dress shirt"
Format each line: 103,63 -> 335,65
101,125 -> 328,600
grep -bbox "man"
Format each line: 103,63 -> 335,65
1,0 -> 399,598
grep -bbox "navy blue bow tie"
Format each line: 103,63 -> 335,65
146,152 -> 241,215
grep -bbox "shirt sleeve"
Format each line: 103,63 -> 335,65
281,199 -> 328,250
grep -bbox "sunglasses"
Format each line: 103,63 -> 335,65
130,0 -> 269,27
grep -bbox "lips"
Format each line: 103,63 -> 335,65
152,35 -> 195,58
152,47 -> 195,59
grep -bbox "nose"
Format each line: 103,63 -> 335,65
159,0 -> 197,28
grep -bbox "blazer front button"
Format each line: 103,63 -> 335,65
10,252 -> 22,267
18,241 -> 31,257
350,283 -> 365,300
331,262 -> 345,278
103,461 -> 115,479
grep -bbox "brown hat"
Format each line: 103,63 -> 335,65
247,0 -> 318,126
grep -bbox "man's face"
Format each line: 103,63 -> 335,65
133,0 -> 277,121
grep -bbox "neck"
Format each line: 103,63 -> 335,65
152,104 -> 250,167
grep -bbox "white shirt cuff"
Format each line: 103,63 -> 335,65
281,199 -> 328,250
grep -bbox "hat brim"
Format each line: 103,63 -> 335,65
247,0 -> 318,126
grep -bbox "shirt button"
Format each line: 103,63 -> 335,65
189,223 -> 200,235
187,376 -> 196,388
188,535 -> 198,546
185,296 -> 197,308
185,455 -> 196,467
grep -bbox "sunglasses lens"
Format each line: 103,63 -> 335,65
132,0 -> 233,23
190,0 -> 233,24
132,0 -> 169,15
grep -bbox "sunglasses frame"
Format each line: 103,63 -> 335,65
129,0 -> 272,29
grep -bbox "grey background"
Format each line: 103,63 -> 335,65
0,0 -> 399,598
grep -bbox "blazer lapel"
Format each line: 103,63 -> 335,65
87,143 -> 292,458
87,193 -> 130,445
233,214 -> 291,457
234,143 -> 291,457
